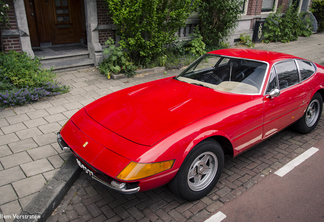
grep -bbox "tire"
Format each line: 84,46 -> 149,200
293,92 -> 323,134
168,139 -> 224,201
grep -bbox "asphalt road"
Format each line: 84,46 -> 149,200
206,143 -> 324,222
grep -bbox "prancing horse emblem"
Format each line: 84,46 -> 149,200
83,142 -> 88,147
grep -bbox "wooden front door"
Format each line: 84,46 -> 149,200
24,0 -> 84,47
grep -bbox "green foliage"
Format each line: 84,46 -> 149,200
0,1 -> 9,27
164,52 -> 196,70
99,37 -> 136,78
158,55 -> 167,67
185,26 -> 206,56
198,0 -> 243,47
0,51 -> 69,107
236,33 -> 255,48
105,0 -> 199,66
310,0 -> 324,32
263,4 -> 313,43
0,51 -> 56,88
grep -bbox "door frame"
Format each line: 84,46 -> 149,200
15,0 -> 104,65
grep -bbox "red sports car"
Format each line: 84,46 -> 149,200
58,49 -> 324,200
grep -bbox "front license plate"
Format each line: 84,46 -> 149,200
76,158 -> 94,177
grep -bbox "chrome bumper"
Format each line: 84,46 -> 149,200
56,132 -> 140,194
57,132 -> 71,152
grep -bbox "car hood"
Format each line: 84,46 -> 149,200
85,77 -> 254,146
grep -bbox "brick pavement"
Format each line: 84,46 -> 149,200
0,32 -> 324,222
47,121 -> 324,222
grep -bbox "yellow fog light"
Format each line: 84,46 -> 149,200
117,160 -> 174,181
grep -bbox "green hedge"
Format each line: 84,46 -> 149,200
310,0 -> 324,32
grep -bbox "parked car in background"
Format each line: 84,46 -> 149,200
58,49 -> 324,200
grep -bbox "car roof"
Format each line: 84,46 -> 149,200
208,48 -> 300,64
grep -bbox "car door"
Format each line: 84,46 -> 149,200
263,60 -> 307,138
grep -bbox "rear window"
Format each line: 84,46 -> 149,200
275,61 -> 299,90
297,60 -> 316,81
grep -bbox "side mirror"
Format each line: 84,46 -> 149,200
268,88 -> 280,99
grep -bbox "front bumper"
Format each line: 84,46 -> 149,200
57,132 -> 140,194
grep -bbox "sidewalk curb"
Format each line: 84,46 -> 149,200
14,155 -> 81,222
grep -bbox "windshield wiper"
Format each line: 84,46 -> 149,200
191,83 -> 209,88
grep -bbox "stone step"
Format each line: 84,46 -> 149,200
40,52 -> 90,64
41,57 -> 94,72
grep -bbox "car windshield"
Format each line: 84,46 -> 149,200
176,54 -> 267,95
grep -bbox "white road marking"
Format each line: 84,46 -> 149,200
205,211 -> 227,222
275,147 -> 319,177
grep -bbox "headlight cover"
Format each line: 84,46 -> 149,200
117,160 -> 174,181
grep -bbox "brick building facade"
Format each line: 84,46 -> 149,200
2,0 -> 312,66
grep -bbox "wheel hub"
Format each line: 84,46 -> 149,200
187,151 -> 218,192
306,99 -> 320,127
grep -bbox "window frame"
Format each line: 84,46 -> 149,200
241,0 -> 249,15
265,59 -> 317,94
261,0 -> 279,14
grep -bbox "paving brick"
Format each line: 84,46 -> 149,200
189,202 -> 207,215
79,98 -> 96,106
156,209 -> 172,222
46,105 -> 68,115
12,174 -> 46,198
8,138 -> 38,153
0,200 -> 21,222
0,166 -> 25,186
16,127 -> 43,140
216,187 -> 231,198
126,206 -> 145,220
62,109 -> 79,119
60,152 -> 73,161
168,209 -> 186,222
6,114 -> 30,125
0,118 -> 9,127
38,122 -> 61,134
63,102 -> 84,111
26,109 -> 50,119
0,151 -> 32,169
31,100 -> 53,110
69,88 -> 87,96
84,185 -> 98,197
100,205 -> 115,219
13,105 -> 36,115
43,169 -> 60,181
83,194 -> 103,206
27,145 -> 57,160
87,203 -> 102,218
74,202 -> 89,216
0,185 -> 18,205
88,214 -> 107,222
65,210 -> 79,220
23,117 -> 48,128
1,123 -> 27,134
33,132 -> 57,146
48,154 -> 65,168
142,208 -> 158,221
20,158 -> 54,177
0,109 -> 16,118
44,113 -> 68,123
49,98 -> 71,107
0,145 -> 12,157
220,192 -> 235,203
18,192 -> 37,209
0,133 -> 20,146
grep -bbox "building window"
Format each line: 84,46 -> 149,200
241,0 -> 249,14
262,0 -> 276,12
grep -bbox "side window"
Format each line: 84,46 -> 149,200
297,60 -> 315,81
275,61 -> 299,90
266,67 -> 278,94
